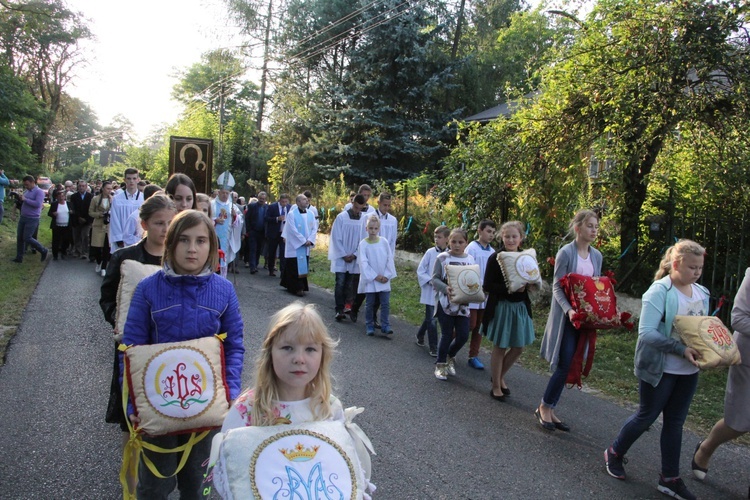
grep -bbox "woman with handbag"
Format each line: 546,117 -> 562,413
691,267 -> 750,489
537,209 -> 601,431
89,180 -> 113,275
604,239 -> 705,500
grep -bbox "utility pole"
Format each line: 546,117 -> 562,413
256,0 -> 273,133
218,82 -> 226,170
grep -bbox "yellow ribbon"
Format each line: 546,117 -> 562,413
118,345 -> 212,498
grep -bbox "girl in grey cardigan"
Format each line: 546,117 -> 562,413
537,210 -> 602,432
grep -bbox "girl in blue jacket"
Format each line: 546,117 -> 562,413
121,209 -> 245,499
604,240 -> 705,500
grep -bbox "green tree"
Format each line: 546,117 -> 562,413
0,0 -> 91,166
0,63 -> 40,174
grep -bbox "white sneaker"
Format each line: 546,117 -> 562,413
446,357 -> 457,376
434,363 -> 448,381
95,263 -> 101,273
101,269 -> 106,277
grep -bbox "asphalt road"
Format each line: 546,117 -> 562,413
0,257 -> 747,499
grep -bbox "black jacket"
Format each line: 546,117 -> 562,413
481,250 -> 533,333
69,191 -> 93,226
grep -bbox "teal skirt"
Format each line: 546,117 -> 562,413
483,300 -> 535,349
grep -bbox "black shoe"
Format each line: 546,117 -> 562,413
349,310 -> 358,323
269,271 -> 277,277
604,447 -> 627,480
490,390 -> 505,402
553,420 -> 570,432
657,476 -> 696,500
501,387 -> 511,396
534,408 -> 555,431
335,312 -> 345,322
691,441 -> 708,481
11,258 -> 22,263
40,248 -> 48,262
415,335 -> 425,347
250,268 -> 257,274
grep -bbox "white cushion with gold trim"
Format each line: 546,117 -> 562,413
213,420 -> 367,500
497,249 -> 543,293
116,260 -> 161,335
445,264 -> 485,305
123,336 -> 230,436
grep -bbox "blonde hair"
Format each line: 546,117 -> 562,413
196,193 -> 212,218
654,239 -> 706,281
163,210 -> 219,273
569,209 -> 599,237
366,214 -> 380,227
498,220 -> 525,250
252,302 -> 338,426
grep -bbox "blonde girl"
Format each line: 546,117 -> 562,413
604,240 -> 705,500
432,228 -> 475,380
538,209 -> 601,431
196,193 -> 213,218
120,210 -> 245,498
481,221 -> 535,400
223,302 -> 341,429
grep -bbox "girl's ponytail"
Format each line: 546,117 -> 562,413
653,239 -> 706,281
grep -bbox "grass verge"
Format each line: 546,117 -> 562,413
307,247 -> 741,442
0,208 -> 52,366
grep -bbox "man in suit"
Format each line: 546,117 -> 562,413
265,193 -> 290,277
70,179 -> 93,259
244,191 -> 268,274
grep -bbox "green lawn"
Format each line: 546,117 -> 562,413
307,246 -> 740,442
0,204 -> 52,365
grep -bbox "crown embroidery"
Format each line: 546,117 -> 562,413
279,443 -> 320,462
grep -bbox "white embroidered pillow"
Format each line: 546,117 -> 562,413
213,420 -> 367,500
116,260 -> 161,335
672,315 -> 742,369
123,335 -> 230,436
445,264 -> 486,304
497,249 -> 543,293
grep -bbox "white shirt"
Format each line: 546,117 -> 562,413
328,210 -> 366,273
109,189 -> 143,253
357,237 -> 397,293
466,240 -> 494,310
55,202 -> 70,226
281,207 -> 318,258
362,210 -> 398,256
664,285 -> 705,375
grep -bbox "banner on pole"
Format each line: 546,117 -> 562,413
169,136 -> 213,194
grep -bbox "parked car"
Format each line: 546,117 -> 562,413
36,177 -> 52,202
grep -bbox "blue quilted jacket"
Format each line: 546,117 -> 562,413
119,270 -> 245,404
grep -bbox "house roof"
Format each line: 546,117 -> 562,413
464,91 -> 541,123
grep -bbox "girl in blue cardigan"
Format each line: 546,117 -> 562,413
604,240 -> 705,500
121,210 -> 245,499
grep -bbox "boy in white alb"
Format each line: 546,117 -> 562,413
466,220 -> 497,370
361,192 -> 398,327
328,195 -> 367,321
109,168 -> 143,254
358,214 -> 397,335
416,226 -> 450,356
343,183 -> 376,215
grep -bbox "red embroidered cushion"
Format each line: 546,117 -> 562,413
560,273 -> 632,330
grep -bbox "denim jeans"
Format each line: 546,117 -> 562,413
137,429 -> 217,499
542,319 -> 579,408
611,372 -> 698,478
15,215 -> 44,261
366,291 -> 390,332
417,304 -> 438,350
435,303 -> 470,363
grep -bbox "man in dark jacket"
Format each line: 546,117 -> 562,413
264,193 -> 289,276
69,179 -> 93,259
245,191 -> 268,273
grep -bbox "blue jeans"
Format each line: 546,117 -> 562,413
15,216 -> 44,261
435,303 -> 470,363
417,304 -> 438,350
366,291 -> 390,332
542,319 -> 579,408
611,372 -> 698,478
